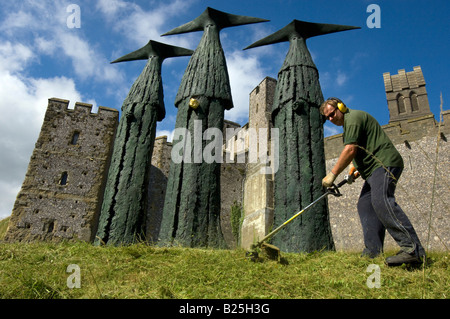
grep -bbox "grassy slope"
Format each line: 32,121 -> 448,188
0,241 -> 448,299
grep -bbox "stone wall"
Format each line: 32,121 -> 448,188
219,160 -> 246,248
5,98 -> 118,242
240,77 -> 276,249
145,136 -> 172,242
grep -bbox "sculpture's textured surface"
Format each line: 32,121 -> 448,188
158,7 -> 268,248
95,41 -> 192,246
246,20 -> 359,252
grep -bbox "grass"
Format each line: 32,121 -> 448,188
0,240 -> 448,299
0,217 -> 9,240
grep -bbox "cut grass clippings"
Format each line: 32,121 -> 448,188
0,241 -> 448,299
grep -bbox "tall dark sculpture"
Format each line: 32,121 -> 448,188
158,7 -> 268,248
245,20 -> 359,252
95,41 -> 193,246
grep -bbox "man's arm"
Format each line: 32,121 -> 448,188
322,143 -> 357,187
331,143 -> 358,176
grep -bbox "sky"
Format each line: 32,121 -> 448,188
0,0 -> 449,219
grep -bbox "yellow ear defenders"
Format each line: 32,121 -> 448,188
337,102 -> 347,113
328,97 -> 348,113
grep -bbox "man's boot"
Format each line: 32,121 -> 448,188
385,251 -> 424,266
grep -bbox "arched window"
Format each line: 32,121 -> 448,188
410,92 -> 419,112
397,94 -> 406,113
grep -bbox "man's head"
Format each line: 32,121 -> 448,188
320,97 -> 347,126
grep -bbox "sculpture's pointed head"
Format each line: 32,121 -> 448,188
162,7 -> 269,36
111,40 -> 193,64
244,19 -> 360,50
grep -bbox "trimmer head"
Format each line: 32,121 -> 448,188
246,242 -> 281,262
261,243 -> 281,261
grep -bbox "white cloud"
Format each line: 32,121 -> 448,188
98,0 -> 198,50
320,69 -> 349,90
54,31 -> 124,83
96,0 -> 131,17
1,1 -> 125,85
1,10 -> 36,32
324,123 -> 343,137
336,70 -> 348,87
0,42 -> 35,73
225,50 -> 266,123
35,37 -> 57,55
0,1 -> 68,33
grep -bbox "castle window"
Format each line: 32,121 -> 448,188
397,94 -> 406,113
410,92 -> 419,112
47,221 -> 54,233
60,172 -> 68,185
70,131 -> 80,145
43,220 -> 55,233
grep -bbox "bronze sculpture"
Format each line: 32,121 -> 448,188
158,7 -> 268,248
95,40 -> 193,245
245,20 -> 359,252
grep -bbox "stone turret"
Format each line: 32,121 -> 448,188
383,66 -> 432,123
5,98 -> 118,242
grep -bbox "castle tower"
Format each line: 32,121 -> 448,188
383,66 -> 432,123
5,98 -> 118,242
241,76 -> 277,249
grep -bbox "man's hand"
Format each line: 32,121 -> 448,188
322,172 -> 336,188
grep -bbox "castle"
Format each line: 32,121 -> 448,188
5,66 -> 449,252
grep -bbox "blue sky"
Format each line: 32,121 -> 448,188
0,0 -> 449,219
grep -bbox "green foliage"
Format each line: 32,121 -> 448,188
0,241 -> 448,299
230,201 -> 243,244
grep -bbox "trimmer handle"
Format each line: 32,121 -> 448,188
328,171 -> 360,197
327,183 -> 343,197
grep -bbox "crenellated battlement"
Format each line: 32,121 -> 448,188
48,97 -> 119,119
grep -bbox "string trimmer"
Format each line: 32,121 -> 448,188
246,173 -> 359,262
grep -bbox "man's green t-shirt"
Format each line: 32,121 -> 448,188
343,109 -> 404,179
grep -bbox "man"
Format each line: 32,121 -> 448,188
320,97 -> 425,266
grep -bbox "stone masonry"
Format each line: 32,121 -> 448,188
240,77 -> 276,250
5,98 -> 118,242
383,66 -> 431,123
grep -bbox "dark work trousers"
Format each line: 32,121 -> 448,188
357,166 -> 425,257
